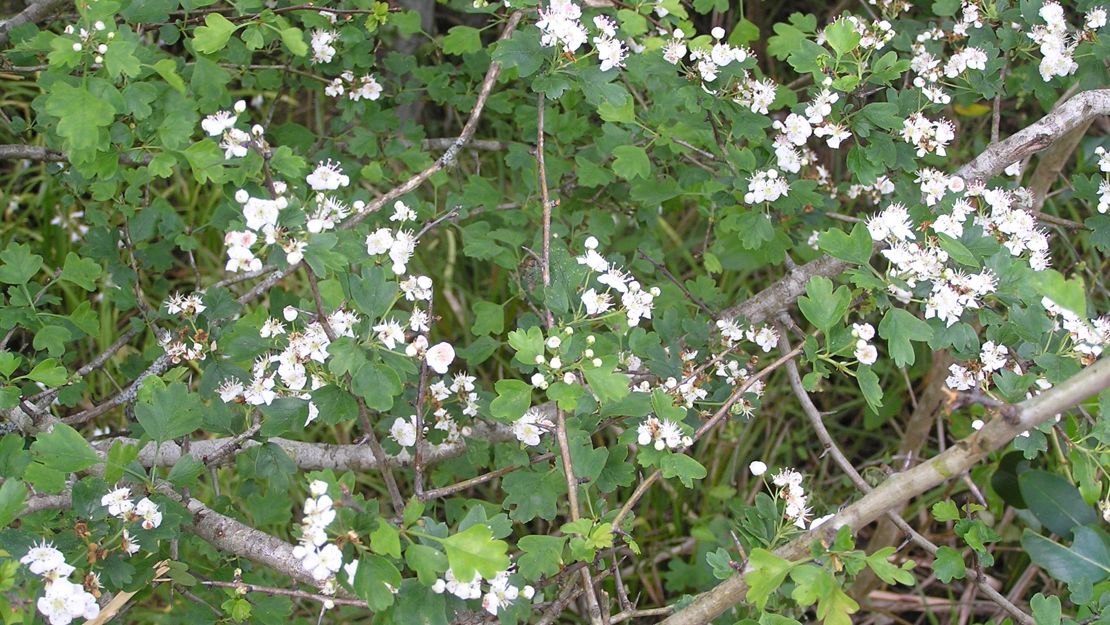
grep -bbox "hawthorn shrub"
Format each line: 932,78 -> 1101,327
2,0 -> 1110,624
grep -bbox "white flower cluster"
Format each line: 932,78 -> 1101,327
201,100 -> 260,159
62,19 -> 116,64
1028,2 -> 1083,82
945,340 -> 1011,391
365,201 -> 420,275
841,15 -> 896,50
909,40 -> 987,104
576,236 -> 658,327
1025,2 -> 1106,82
218,309 -> 358,424
1095,147 -> 1110,214
20,542 -> 99,625
162,292 -> 211,362
688,28 -> 750,84
716,319 -> 780,353
967,185 -> 1051,270
324,71 -> 384,101
852,322 -> 878,365
867,202 -> 998,327
846,175 -> 896,205
101,487 -> 163,530
306,160 -> 351,192
1042,297 -> 1110,360
291,480 -> 345,582
636,415 -> 692,451
743,168 -> 790,205
661,353 -> 710,408
591,16 -> 628,72
900,113 -> 954,157
164,292 -> 206,316
512,406 -> 554,446
431,569 -> 535,616
391,373 -> 479,459
310,29 -> 339,64
536,1 -> 627,72
771,468 -> 811,528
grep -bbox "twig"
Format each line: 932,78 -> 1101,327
537,92 -> 555,329
197,580 -> 365,607
637,252 -> 714,317
419,452 -> 555,500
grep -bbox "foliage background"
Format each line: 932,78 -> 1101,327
1,1 -> 1110,625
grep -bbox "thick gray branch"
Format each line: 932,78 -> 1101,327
658,357 -> 1110,625
957,89 -> 1110,182
0,0 -> 69,47
92,420 -> 518,471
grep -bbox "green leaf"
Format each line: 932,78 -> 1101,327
134,382 -> 203,442
616,9 -> 648,36
441,524 -> 510,581
167,454 -> 204,488
351,361 -> 401,412
405,544 -> 447,585
735,211 -> 775,250
706,547 -> 736,580
935,234 -> 979,268
310,386 -> 359,425
818,224 -> 873,265
491,30 -> 543,77
503,468 -> 564,523
59,253 -> 101,291
0,244 -> 43,285
932,546 -> 966,583
354,555 -> 401,611
489,379 -> 532,422
33,325 -> 70,357
583,364 -> 630,405
659,453 -> 707,488
856,365 -> 883,411
443,26 -> 482,55
507,326 -> 544,366
1031,269 -> 1086,319
470,300 -> 505,336
878,308 -> 933,368
25,358 -> 68,387
1018,470 -> 1098,540
547,381 -> 584,411
31,423 -> 99,473
1030,593 -> 1061,625
43,82 -> 115,155
1022,527 -> 1110,585
865,547 -> 915,586
0,480 -> 27,527
192,13 -> 239,55
280,27 -> 307,56
182,140 -> 225,184
798,276 -> 851,332
744,548 -> 796,609
517,535 -> 566,581
612,145 -> 650,180
390,10 -> 422,36
103,38 -> 141,78
931,500 -> 961,522
789,565 -> 859,625
152,59 -> 186,93
371,521 -> 402,558
824,19 -> 860,56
